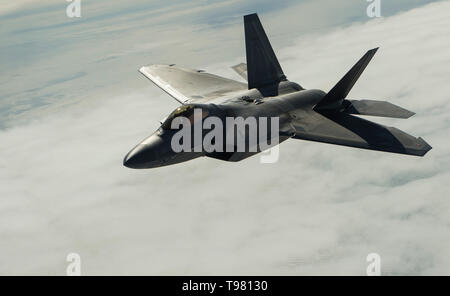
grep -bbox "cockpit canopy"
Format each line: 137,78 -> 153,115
161,104 -> 209,130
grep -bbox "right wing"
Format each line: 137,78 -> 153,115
291,111 -> 431,156
139,64 -> 247,104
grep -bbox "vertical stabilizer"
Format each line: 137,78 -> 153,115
315,48 -> 379,111
244,13 -> 286,90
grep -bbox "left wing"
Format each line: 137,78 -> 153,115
139,64 -> 247,104
290,110 -> 431,156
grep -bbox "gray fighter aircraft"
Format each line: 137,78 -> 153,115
123,13 -> 431,169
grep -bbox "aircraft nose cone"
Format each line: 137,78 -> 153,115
123,134 -> 165,169
123,145 -> 151,169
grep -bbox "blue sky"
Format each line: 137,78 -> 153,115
0,0 -> 449,275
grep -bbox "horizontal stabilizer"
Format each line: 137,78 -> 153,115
315,48 -> 379,111
343,99 -> 415,119
232,63 -> 248,81
291,111 -> 432,157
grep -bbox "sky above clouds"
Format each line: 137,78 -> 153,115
0,0 -> 449,275
0,0 -> 440,127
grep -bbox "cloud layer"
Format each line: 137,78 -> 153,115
0,1 -> 450,275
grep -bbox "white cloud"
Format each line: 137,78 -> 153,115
0,1 -> 45,15
0,1 -> 450,275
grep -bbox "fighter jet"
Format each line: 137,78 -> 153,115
123,13 -> 431,169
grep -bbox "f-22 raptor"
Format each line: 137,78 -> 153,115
123,13 -> 431,169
